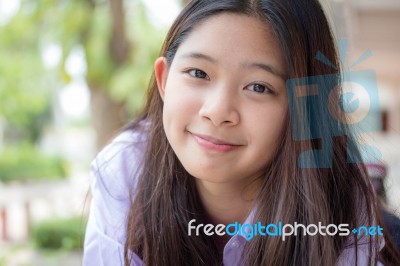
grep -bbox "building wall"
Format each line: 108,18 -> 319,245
347,0 -> 400,133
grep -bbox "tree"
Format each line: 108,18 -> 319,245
55,0 -> 166,149
80,0 -> 166,148
1,0 -> 166,150
84,0 -> 131,148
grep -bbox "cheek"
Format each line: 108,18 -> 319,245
162,81 -> 202,127
247,104 -> 287,147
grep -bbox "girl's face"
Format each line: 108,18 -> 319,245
155,13 -> 288,186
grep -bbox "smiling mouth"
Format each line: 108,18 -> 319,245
190,132 -> 242,153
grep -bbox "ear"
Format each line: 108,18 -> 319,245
154,57 -> 168,101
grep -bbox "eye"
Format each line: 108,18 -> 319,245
187,69 -> 210,80
246,83 -> 274,94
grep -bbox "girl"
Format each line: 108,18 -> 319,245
83,0 -> 400,265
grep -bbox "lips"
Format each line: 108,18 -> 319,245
190,132 -> 242,152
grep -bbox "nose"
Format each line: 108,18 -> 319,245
198,84 -> 240,127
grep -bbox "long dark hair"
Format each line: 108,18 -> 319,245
123,0 -> 400,265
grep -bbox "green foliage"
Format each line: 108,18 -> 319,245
0,0 -> 56,143
84,5 -> 114,85
0,0 -> 171,146
0,144 -> 68,183
31,217 -> 87,251
109,2 -> 167,115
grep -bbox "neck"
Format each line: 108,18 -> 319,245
195,178 -> 261,226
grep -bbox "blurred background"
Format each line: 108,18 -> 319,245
0,0 -> 399,265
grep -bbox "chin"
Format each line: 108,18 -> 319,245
185,167 -> 233,184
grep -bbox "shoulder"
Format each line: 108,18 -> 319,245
91,128 -> 148,201
83,127 -> 148,265
336,237 -> 385,266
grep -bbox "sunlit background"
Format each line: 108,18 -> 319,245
0,0 -> 399,265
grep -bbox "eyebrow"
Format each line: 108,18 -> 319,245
179,52 -> 286,80
243,62 -> 286,80
180,52 -> 218,64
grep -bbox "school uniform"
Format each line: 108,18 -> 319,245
83,131 -> 384,266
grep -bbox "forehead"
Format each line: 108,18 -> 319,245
173,13 -> 284,71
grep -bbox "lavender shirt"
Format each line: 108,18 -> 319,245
83,130 -> 384,266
